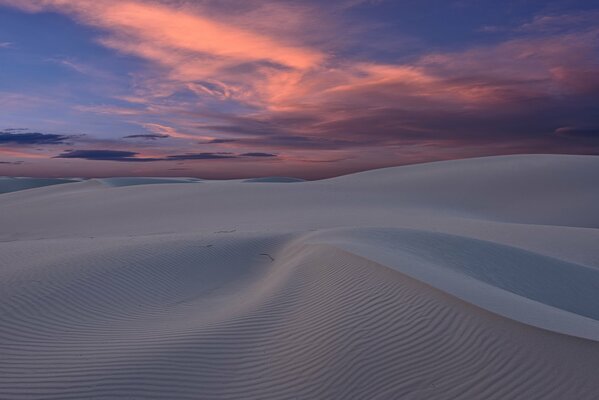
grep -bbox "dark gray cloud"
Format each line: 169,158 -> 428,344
206,138 -> 239,144
123,134 -> 170,140
240,152 -> 277,157
0,161 -> 24,165
0,130 -> 71,145
54,149 -> 278,162
165,153 -> 235,160
55,150 -> 157,162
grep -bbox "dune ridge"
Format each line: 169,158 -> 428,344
0,177 -> 80,194
1,155 -> 598,399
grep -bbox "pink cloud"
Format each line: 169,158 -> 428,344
11,0 -> 594,115
0,148 -> 50,159
141,123 -> 214,141
1,1 -> 597,175
0,0 -> 327,109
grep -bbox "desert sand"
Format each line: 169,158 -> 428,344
1,154 -> 598,399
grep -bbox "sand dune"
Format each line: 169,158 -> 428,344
1,155 -> 598,399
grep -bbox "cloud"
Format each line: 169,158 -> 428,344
517,11 -> 599,34
480,11 -> 599,35
54,149 -> 157,162
199,125 -> 359,150
123,134 -> 169,140
7,2 -> 597,129
54,149 -> 278,162
0,42 -> 13,48
1,2 -> 598,175
0,160 -> 24,165
145,10 -> 597,156
1,0 -> 324,107
165,153 -> 235,160
206,138 -> 238,144
240,152 -> 277,157
141,123 -> 209,140
164,152 -> 278,160
555,127 -> 599,139
0,130 -> 71,145
75,104 -> 146,116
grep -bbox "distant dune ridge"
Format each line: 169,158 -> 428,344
0,177 -> 80,194
243,177 -> 306,183
1,154 -> 599,399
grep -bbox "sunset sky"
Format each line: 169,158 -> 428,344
1,0 -> 598,178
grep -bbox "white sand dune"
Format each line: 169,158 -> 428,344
1,154 -> 598,399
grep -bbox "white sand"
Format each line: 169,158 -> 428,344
1,154 -> 598,399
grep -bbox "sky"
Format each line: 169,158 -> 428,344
0,0 -> 598,179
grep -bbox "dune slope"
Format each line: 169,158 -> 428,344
1,155 -> 598,399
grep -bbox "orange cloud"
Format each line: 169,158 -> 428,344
0,0 -> 334,115
103,2 -> 321,69
3,0 -> 521,112
141,123 -> 213,141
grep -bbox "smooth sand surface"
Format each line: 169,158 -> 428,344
1,154 -> 598,399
